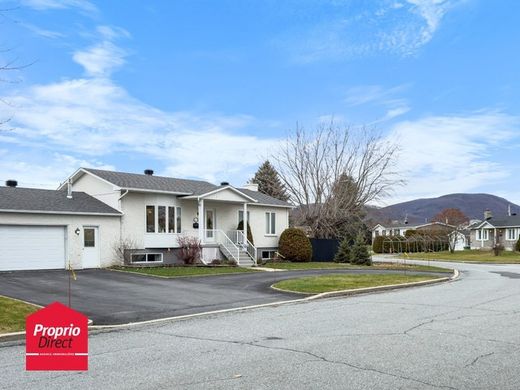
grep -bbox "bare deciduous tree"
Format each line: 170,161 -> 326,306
112,237 -> 138,264
273,122 -> 402,238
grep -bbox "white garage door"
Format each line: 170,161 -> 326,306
0,225 -> 66,271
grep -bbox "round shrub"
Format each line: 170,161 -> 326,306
278,228 -> 312,262
516,237 -> 520,252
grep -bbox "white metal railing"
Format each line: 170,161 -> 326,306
228,230 -> 257,265
177,229 -> 255,265
202,229 -> 241,265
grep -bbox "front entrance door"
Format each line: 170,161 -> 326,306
205,209 -> 216,241
82,226 -> 100,268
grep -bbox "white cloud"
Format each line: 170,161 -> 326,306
384,111 -> 520,204
71,25 -> 131,78
283,0 -> 454,62
22,23 -> 65,39
0,28 -> 280,188
73,41 -> 127,77
405,0 -> 450,48
345,84 -> 411,122
21,0 -> 97,13
0,151 -> 113,189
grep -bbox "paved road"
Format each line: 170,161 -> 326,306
2,260 -> 520,389
0,267 -> 443,325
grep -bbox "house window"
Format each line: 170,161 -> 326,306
507,228 -> 518,241
146,206 -> 155,233
131,253 -> 163,263
477,230 -> 489,240
83,228 -> 95,247
393,229 -> 400,236
238,210 -> 250,224
382,230 -> 387,236
375,231 -> 380,237
168,207 -> 175,233
176,207 -> 182,233
158,206 -> 166,233
261,250 -> 276,259
265,212 -> 276,235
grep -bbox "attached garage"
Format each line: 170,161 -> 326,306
0,225 -> 66,271
0,185 -> 122,271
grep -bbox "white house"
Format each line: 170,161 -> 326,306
470,213 -> 520,251
371,221 -> 454,240
0,168 -> 292,271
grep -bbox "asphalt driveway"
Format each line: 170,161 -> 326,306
0,268 -> 445,325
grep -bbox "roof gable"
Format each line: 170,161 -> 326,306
473,215 -> 520,229
185,186 -> 257,203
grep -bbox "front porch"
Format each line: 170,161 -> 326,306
143,186 -> 259,266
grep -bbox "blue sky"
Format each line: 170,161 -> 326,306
0,0 -> 519,205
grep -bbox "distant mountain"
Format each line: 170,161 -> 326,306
366,193 -> 520,225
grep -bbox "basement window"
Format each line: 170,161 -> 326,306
261,250 -> 276,260
131,253 -> 163,263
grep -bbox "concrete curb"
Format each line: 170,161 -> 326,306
253,267 -> 287,272
1,268 -> 459,342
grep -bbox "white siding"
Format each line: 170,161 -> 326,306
72,172 -> 120,210
0,212 -> 120,269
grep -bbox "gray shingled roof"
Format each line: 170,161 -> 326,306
480,215 -> 520,228
0,187 -> 122,215
83,168 -> 292,207
83,168 -> 216,195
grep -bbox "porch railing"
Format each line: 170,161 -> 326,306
227,230 -> 257,265
204,229 -> 241,265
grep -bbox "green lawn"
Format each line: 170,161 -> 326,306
404,250 -> 520,264
272,274 -> 440,294
264,262 -> 452,273
0,296 -> 39,334
113,266 -> 260,278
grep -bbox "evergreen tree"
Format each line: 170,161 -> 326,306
333,237 -> 351,263
251,160 -> 290,201
237,220 -> 254,245
350,232 -> 372,265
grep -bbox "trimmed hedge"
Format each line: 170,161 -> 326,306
372,234 -> 449,254
372,236 -> 385,254
279,228 -> 312,262
516,237 -> 520,252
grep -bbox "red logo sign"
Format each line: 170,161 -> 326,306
26,302 -> 88,371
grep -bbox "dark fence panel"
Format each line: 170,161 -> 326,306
310,238 -> 340,262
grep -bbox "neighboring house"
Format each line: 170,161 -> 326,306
372,220 -> 470,251
470,213 -> 520,251
372,221 -> 454,239
0,168 -> 292,271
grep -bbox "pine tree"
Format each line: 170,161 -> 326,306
251,160 -> 290,201
333,237 -> 351,263
237,220 -> 254,245
350,232 -> 372,265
